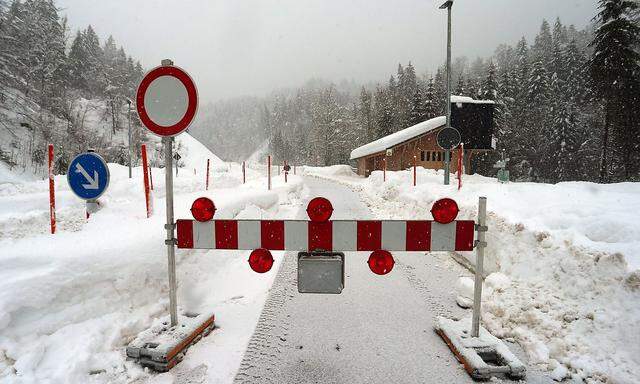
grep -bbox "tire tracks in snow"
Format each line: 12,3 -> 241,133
234,251 -> 297,384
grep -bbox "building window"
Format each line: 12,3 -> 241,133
426,151 -> 431,161
437,152 -> 442,161
420,151 -> 425,161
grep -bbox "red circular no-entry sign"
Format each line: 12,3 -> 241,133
136,65 -> 198,137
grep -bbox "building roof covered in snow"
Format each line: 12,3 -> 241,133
450,95 -> 495,105
350,116 -> 446,160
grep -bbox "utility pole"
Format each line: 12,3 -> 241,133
127,98 -> 133,179
440,0 -> 453,185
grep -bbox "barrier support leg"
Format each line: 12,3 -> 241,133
435,197 -> 525,381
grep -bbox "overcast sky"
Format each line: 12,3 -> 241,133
57,0 -> 596,103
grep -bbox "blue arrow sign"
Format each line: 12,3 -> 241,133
67,153 -> 110,200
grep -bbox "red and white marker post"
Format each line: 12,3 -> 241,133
242,161 -> 246,184
149,166 -> 154,190
383,157 -> 386,182
267,155 -> 272,190
141,144 -> 152,218
413,155 -> 417,187
205,159 -> 210,191
284,160 -> 288,183
48,144 -> 56,234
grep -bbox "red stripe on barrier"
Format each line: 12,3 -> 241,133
455,220 -> 475,251
357,221 -> 381,251
215,220 -> 238,249
406,221 -> 432,251
176,219 -> 193,248
261,220 -> 285,250
309,221 -> 332,251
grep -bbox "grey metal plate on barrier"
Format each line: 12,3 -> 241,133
297,251 -> 345,294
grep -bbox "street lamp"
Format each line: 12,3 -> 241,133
440,0 -> 453,185
126,98 -> 133,179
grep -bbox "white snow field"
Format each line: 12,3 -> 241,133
0,134 -> 306,383
303,165 -> 640,384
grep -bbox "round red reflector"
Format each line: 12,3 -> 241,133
248,248 -> 274,273
368,250 -> 395,275
431,198 -> 459,224
190,197 -> 216,222
306,197 -> 333,222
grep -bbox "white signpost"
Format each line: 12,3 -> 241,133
127,60 -> 215,372
136,59 -> 198,327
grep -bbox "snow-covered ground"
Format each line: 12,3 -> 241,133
2,148 -> 639,384
303,165 -> 640,384
0,134 -> 306,383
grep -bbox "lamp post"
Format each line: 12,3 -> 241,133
126,98 -> 133,179
440,0 -> 453,185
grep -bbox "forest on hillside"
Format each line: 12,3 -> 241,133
0,0 -> 146,176
193,0 -> 639,183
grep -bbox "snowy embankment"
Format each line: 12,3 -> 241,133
0,134 -> 305,384
303,165 -> 640,384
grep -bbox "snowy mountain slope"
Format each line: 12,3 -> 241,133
0,87 -> 154,183
0,134 -> 306,383
303,165 -> 640,384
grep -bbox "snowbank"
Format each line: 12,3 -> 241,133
177,133 -> 225,172
0,134 -> 306,383
304,166 -> 640,383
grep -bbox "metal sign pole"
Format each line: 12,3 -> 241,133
164,136 -> 178,326
442,1 -> 453,185
471,196 -> 487,337
127,100 -> 133,179
444,150 -> 450,185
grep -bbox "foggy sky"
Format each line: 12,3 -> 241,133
57,0 -> 596,103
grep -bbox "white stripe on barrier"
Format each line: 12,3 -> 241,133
382,221 -> 406,251
333,221 -> 357,251
430,222 -> 455,251
194,221 -> 214,249
238,220 -> 260,250
285,220 -> 307,250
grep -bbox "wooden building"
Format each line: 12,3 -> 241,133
350,96 -> 495,177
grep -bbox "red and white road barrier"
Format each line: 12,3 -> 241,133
48,144 -> 56,234
141,144 -> 152,218
176,196 -> 474,276
177,218 -> 474,252
205,159 -> 210,190
242,161 -> 246,184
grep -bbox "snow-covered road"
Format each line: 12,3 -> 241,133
234,177 -> 549,383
